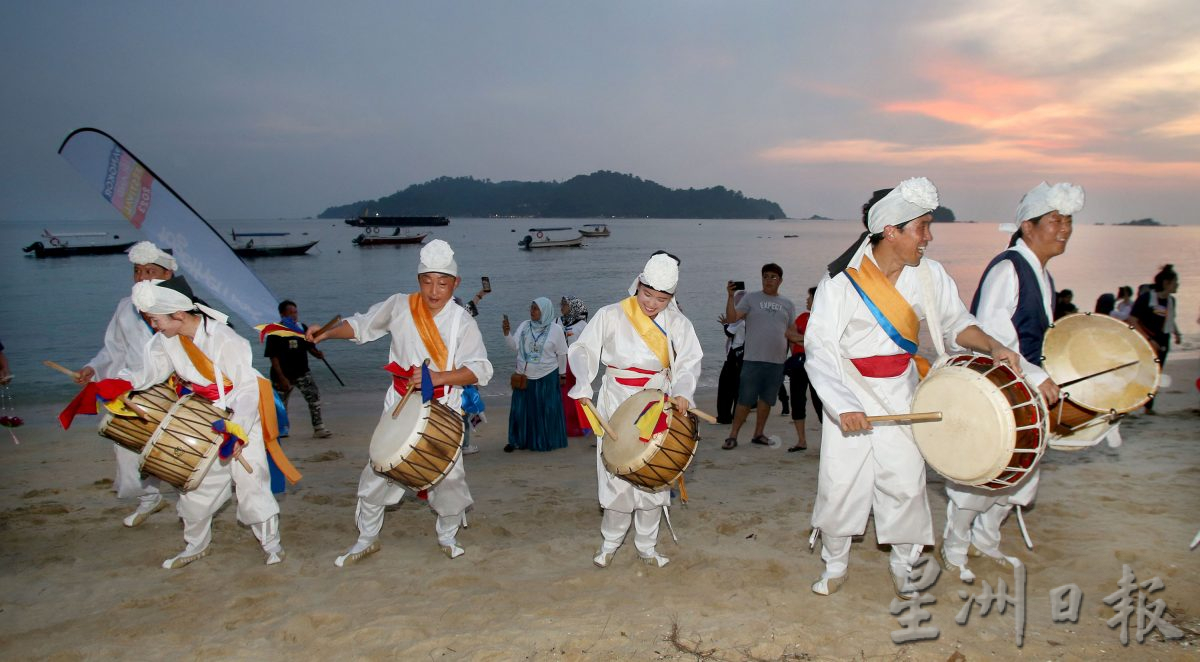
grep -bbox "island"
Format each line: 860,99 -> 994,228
804,214 -> 832,220
1116,218 -> 1164,227
319,171 -> 786,220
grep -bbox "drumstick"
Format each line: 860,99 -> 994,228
1057,360 -> 1139,388
582,401 -> 619,439
391,386 -> 415,419
865,412 -> 943,423
234,452 -> 253,474
45,360 -> 150,421
314,315 -> 343,338
663,402 -> 718,424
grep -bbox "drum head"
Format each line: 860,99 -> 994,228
369,396 -> 426,468
603,389 -> 672,472
911,365 -> 1016,485
1042,313 -> 1159,414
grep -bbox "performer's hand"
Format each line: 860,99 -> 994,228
75,366 -> 95,384
1037,378 -> 1061,406
989,345 -> 1024,376
304,327 -> 320,344
578,397 -> 593,411
839,411 -> 872,434
670,395 -> 691,416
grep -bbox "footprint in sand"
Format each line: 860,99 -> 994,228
22,488 -> 60,498
303,450 -> 343,462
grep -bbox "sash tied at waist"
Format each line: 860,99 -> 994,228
385,362 -> 447,399
605,365 -> 665,388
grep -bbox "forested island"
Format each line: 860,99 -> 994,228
320,171 -> 786,219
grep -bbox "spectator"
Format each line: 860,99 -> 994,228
1131,264 -> 1180,413
1111,285 -> 1135,320
503,298 -> 569,451
1054,289 -> 1078,319
721,263 -> 801,449
715,290 -> 746,424
265,300 -> 332,439
785,287 -> 824,452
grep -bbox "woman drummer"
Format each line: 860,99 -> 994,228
126,276 -> 288,569
567,252 -> 703,568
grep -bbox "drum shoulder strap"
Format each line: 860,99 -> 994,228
918,260 -> 947,360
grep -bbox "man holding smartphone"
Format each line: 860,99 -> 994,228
721,264 -> 800,450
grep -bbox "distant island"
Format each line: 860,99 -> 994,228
1117,218 -> 1164,226
804,214 -> 832,220
319,171 -> 786,220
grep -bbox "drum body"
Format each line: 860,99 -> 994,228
98,383 -> 180,453
602,389 -> 698,491
1041,313 -> 1160,448
139,393 -> 228,491
911,355 -> 1047,490
369,396 -> 463,492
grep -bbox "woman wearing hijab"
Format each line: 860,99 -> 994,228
567,253 -> 703,568
559,295 -> 590,437
503,297 -> 570,451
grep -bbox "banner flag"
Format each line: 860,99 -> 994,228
58,128 -> 278,328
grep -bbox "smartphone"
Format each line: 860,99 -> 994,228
732,281 -> 746,291
481,276 -> 492,293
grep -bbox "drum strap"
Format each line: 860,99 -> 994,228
917,261 -> 948,360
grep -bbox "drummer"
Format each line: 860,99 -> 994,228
567,252 -> 703,568
942,182 -> 1083,581
805,178 -> 1022,598
126,276 -> 293,568
307,240 -> 492,566
73,241 -> 175,528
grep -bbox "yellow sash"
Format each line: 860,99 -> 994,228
179,335 -> 302,484
408,293 -> 449,370
845,256 -> 930,377
620,296 -> 670,369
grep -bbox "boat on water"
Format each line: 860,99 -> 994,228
352,227 -> 429,246
22,230 -> 134,258
343,214 -> 449,227
229,230 -> 318,257
579,223 -> 611,237
518,227 -> 583,249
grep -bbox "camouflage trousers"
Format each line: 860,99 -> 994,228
278,373 -> 323,431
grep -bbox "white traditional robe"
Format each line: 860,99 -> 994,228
945,239 -> 1051,548
806,250 -> 976,546
345,294 -> 492,524
87,297 -> 162,499
506,320 -> 568,380
124,320 -> 278,527
567,302 -> 702,513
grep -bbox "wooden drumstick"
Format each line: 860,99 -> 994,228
865,412 -> 943,423
392,359 -> 429,419
582,400 -> 619,439
314,315 -> 343,339
664,402 -> 718,424
45,360 -> 150,421
234,451 -> 253,474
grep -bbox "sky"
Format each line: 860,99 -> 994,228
2,1 -> 1198,224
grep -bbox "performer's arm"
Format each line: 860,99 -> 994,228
216,334 -> 265,435
567,308 -> 607,404
79,304 -> 126,383
667,314 -> 704,409
312,294 -> 401,344
803,277 -> 868,420
954,326 -> 1024,375
971,261 -> 1054,401
121,335 -> 173,391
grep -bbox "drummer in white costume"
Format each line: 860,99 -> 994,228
124,276 -> 286,569
941,182 -> 1083,581
805,178 -> 1022,597
568,253 -> 703,568
75,241 -> 174,528
308,240 -> 493,566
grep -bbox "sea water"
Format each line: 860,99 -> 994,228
2,216 -> 1197,405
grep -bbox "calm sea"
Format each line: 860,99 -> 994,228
2,217 -> 1197,406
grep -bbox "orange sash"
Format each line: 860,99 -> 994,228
179,335 -> 302,485
408,293 -> 449,370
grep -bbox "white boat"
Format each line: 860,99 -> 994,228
518,227 -> 583,249
579,223 -> 611,237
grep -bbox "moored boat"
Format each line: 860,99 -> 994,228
519,227 -> 584,249
579,223 -> 611,237
343,213 -> 449,227
353,227 -> 429,246
21,231 -> 134,258
229,230 -> 318,257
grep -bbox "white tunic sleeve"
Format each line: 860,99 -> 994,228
86,302 -> 129,379
972,260 -> 1050,387
804,276 -> 866,416
454,314 -> 493,386
345,293 -> 406,344
666,312 -> 703,405
123,334 -> 175,392
926,260 -> 979,354
567,309 -> 608,402
209,326 -> 265,433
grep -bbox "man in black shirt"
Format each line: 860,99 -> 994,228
265,300 -> 331,438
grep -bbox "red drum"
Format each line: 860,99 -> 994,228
910,355 -> 1048,490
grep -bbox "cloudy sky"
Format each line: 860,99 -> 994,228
2,1 -> 1198,224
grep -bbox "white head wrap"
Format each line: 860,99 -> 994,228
128,241 -> 177,271
628,252 -> 682,313
1015,182 -> 1085,222
417,239 -> 458,276
132,277 -> 229,325
829,177 -> 939,276
867,177 -> 940,233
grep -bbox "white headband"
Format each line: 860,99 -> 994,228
417,239 -> 458,276
128,241 -> 177,271
638,253 -> 679,294
1015,182 -> 1084,222
132,279 -> 228,325
867,177 -> 939,234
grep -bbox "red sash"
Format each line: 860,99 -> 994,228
384,362 -> 447,399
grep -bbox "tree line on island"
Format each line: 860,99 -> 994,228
320,171 -> 787,220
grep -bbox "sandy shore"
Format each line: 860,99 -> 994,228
1,358 -> 1197,661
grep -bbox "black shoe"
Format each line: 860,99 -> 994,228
503,444 -> 515,453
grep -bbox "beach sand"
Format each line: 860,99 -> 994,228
1,359 -> 1197,661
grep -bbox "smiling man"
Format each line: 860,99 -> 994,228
804,178 -> 1022,599
308,239 -> 492,566
941,182 -> 1084,582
